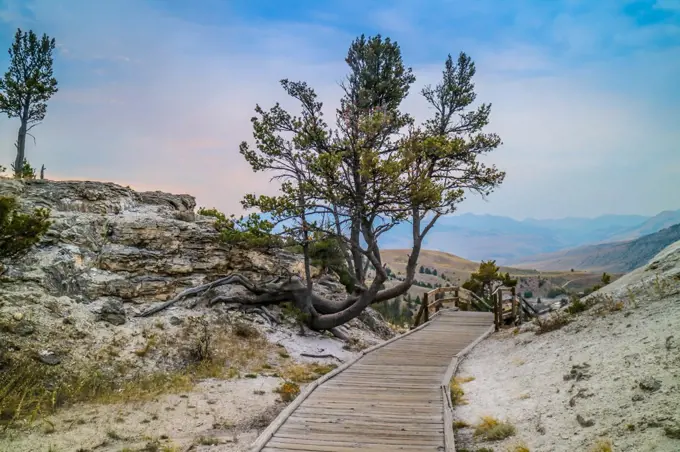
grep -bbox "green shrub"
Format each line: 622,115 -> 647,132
566,296 -> 589,315
197,207 -> 279,249
10,160 -> 36,179
0,196 -> 51,261
523,291 -> 533,298
474,416 -> 516,441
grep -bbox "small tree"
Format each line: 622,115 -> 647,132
0,29 -> 58,178
12,159 -> 36,179
601,272 -> 611,285
432,268 -> 438,276
419,265 -> 425,274
462,260 -> 514,299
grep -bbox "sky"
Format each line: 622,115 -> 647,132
0,0 -> 678,220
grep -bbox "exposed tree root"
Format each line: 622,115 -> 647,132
137,273 -> 294,317
136,271 -> 407,330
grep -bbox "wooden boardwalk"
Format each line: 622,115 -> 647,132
251,310 -> 495,452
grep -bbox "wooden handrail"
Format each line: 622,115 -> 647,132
410,284 -> 523,330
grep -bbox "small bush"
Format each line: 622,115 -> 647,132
474,416 -> 516,441
534,311 -> 571,334
274,381 -> 300,402
0,196 -> 51,261
186,317 -> 213,362
566,297 -> 589,315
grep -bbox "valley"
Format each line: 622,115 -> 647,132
379,210 -> 680,264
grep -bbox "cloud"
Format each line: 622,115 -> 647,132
0,0 -> 677,220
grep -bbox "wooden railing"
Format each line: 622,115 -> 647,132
412,284 -> 531,330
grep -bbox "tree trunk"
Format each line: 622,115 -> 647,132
14,101 -> 30,178
14,121 -> 27,177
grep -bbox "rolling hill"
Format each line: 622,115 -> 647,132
606,210 -> 680,242
380,249 -> 612,299
378,209 -> 680,263
510,222 -> 680,273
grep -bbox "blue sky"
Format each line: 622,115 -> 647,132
0,0 -> 678,219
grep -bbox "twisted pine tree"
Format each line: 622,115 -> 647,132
142,35 -> 506,329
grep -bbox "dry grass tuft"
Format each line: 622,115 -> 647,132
450,377 -> 467,406
240,402 -> 287,431
456,375 -> 476,383
507,441 -> 530,452
534,311 -> 571,334
232,320 -> 260,339
474,416 -> 516,441
274,381 -> 300,402
279,362 -> 337,383
0,355 -> 195,427
453,420 -> 470,430
0,317 -> 274,427
588,438 -> 613,452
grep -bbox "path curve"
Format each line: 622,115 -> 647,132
251,310 -> 494,451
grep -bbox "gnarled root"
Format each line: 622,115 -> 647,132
137,273 -> 297,317
136,271 -> 392,332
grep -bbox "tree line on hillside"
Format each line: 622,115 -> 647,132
1,28 -> 507,330
418,265 -> 452,281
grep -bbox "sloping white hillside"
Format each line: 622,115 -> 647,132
452,241 -> 680,451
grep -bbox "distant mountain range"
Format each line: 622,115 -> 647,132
510,223 -> 680,273
379,209 -> 680,264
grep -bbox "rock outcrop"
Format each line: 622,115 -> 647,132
0,178 -> 391,372
0,179 -> 282,306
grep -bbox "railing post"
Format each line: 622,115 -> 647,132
412,299 -> 425,329
494,291 -> 501,331
423,292 -> 430,323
